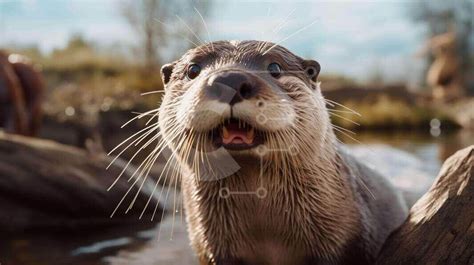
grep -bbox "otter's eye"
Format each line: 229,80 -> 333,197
187,64 -> 201,80
306,67 -> 316,77
267,63 -> 282,78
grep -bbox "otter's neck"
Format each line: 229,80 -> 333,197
182,127 -> 361,259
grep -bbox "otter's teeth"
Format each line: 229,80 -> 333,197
222,126 -> 229,139
247,127 -> 255,141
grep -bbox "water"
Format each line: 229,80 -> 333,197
1,129 -> 473,265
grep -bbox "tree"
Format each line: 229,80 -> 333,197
376,146 -> 474,264
119,0 -> 212,71
408,0 -> 474,93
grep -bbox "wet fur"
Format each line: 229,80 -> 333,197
158,40 -> 408,265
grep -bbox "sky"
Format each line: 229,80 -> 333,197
0,0 -> 428,83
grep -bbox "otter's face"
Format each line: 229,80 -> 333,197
159,41 -> 329,172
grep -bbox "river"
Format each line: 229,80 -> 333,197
1,129 -> 473,265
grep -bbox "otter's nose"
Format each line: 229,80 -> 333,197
207,71 -> 258,105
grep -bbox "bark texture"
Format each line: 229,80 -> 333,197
376,145 -> 474,265
0,132 -> 161,232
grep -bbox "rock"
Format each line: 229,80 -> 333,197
0,132 -> 162,232
376,145 -> 474,265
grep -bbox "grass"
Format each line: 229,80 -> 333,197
10,36 -> 460,132
13,36 -> 164,120
330,95 -> 459,131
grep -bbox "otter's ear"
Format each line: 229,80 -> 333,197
161,63 -> 174,85
302,60 -> 321,82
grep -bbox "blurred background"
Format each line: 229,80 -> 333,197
0,0 -> 473,264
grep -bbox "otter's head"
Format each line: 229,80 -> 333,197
159,40 -> 334,178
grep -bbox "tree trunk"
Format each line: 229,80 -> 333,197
0,132 -> 162,232
376,145 -> 474,265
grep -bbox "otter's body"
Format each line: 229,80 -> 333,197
158,40 -> 408,265
181,147 -> 407,265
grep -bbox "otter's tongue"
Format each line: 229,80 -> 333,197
222,123 -> 255,145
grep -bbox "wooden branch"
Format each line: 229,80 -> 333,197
376,145 -> 474,265
0,132 -> 161,232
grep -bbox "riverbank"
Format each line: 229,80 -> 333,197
3,135 -> 472,265
322,85 -> 470,131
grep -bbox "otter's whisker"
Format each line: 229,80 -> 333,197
131,111 -> 160,116
274,18 -> 292,35
156,134 -> 191,240
139,126 -> 186,220
332,124 -> 357,136
134,133 -> 180,217
125,142 -> 164,213
133,126 -> 160,148
152,132 -> 188,222
179,184 -> 184,224
329,112 -> 360,126
262,19 -> 319,55
140,90 -> 165,96
199,134 -> 211,180
327,109 -> 359,115
154,18 -> 207,53
108,133 -> 156,192
272,7 -> 296,34
194,7 -> 214,52
116,127 -> 158,156
355,175 -> 376,200
258,41 -> 271,55
110,168 -> 145,218
195,136 -> 205,180
175,14 -> 207,48
127,125 -> 182,182
156,159 -> 179,240
126,137 -> 167,184
332,126 -> 362,144
107,129 -> 158,191
190,132 -> 201,181
125,143 -> 160,189
114,137 -> 173,218
331,131 -> 344,144
201,134 -> 216,180
170,137 -> 191,239
121,108 -> 160,129
145,113 -> 160,126
334,136 -> 378,200
139,148 -> 177,219
106,124 -> 159,175
258,5 -> 273,42
325,99 -> 361,117
107,123 -> 159,157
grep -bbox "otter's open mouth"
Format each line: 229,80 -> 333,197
211,118 -> 264,150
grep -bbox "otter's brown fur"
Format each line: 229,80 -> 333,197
0,51 -> 44,136
158,40 -> 408,265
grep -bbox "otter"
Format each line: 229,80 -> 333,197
0,51 -> 44,136
157,40 -> 408,265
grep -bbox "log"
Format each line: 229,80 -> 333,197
376,145 -> 474,265
0,131 -> 162,232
